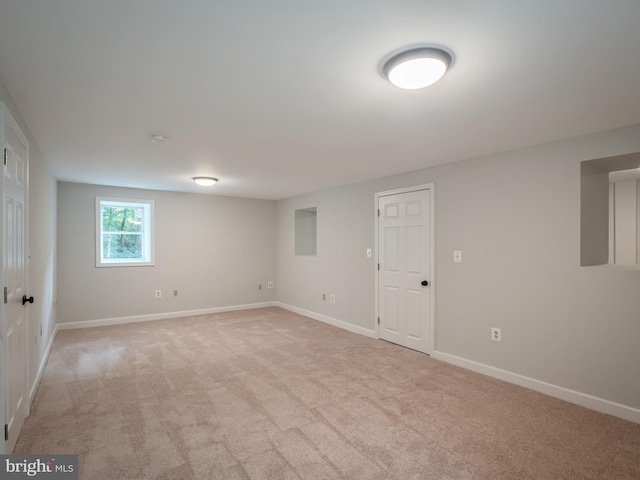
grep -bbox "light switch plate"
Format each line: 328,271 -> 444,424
453,250 -> 462,263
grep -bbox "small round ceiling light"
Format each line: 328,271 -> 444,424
382,46 -> 452,90
150,134 -> 168,143
193,177 -> 219,187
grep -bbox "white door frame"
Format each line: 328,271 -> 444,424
0,102 -> 30,454
0,103 -> 4,455
375,184 -> 435,354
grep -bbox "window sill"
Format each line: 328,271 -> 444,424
96,261 -> 155,268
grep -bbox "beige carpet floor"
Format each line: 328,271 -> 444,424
14,307 -> 640,479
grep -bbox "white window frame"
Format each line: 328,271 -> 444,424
95,197 -> 155,267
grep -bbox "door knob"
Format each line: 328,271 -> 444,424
421,280 -> 429,286
22,295 -> 34,305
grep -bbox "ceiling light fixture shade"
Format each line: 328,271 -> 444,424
150,134 -> 168,143
383,47 -> 452,90
193,177 -> 219,187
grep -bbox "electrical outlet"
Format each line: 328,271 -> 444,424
322,293 -> 326,301
155,290 -> 162,299
267,282 -> 274,289
330,294 -> 335,303
491,327 -> 501,342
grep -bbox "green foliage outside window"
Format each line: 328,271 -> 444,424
101,206 -> 144,260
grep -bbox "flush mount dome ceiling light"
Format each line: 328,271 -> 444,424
382,46 -> 453,90
192,177 -> 219,187
150,133 -> 168,143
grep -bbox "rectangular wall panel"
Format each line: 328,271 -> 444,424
406,289 -> 422,339
384,286 -> 399,333
405,226 -> 421,274
385,227 -> 399,272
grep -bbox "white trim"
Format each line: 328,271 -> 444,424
29,323 -> 58,403
95,197 -> 155,267
276,302 -> 377,338
57,302 -> 277,330
2,104 -> 29,148
374,183 -> 436,354
433,350 -> 640,424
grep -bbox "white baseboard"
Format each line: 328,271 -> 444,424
57,302 -> 278,330
433,350 -> 640,424
276,302 -> 377,339
29,323 -> 59,406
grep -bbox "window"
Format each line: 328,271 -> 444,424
96,197 -> 154,267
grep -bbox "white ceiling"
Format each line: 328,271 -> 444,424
1,1 -> 640,200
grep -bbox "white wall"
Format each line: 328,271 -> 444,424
613,180 -> 637,264
57,183 -> 276,324
581,162 -> 609,266
638,180 -> 640,261
27,136 -> 57,396
0,76 -> 57,453
276,123 -> 640,413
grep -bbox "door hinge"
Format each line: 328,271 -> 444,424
3,286 -> 7,304
377,209 -> 380,217
4,424 -> 8,441
377,263 -> 380,271
3,148 -> 7,166
377,317 -> 380,325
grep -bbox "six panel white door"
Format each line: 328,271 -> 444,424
3,105 -> 28,454
378,188 -> 431,353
